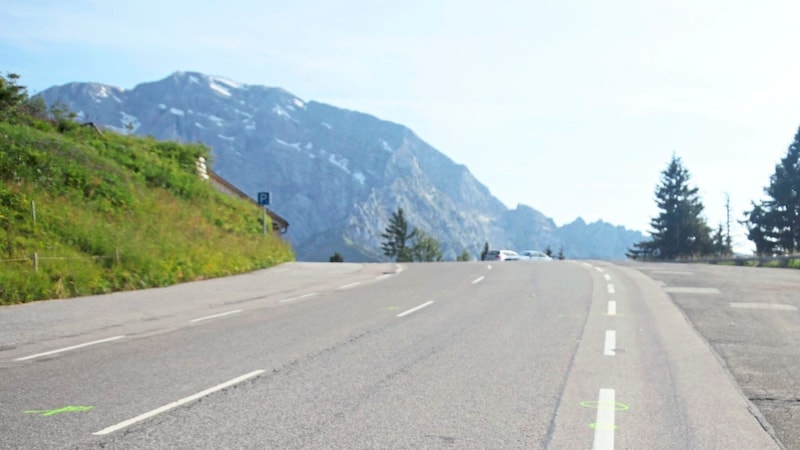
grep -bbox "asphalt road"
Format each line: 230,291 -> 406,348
0,260 -> 789,449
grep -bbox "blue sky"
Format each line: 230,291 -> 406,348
3,0 -> 800,251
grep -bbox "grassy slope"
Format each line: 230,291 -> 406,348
0,118 -> 294,304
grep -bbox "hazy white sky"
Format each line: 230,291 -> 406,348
3,0 -> 800,250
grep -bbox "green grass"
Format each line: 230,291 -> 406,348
0,117 -> 293,304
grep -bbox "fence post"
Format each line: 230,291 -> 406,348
33,252 -> 38,272
115,247 -> 120,265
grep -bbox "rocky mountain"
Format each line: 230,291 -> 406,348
39,71 -> 645,261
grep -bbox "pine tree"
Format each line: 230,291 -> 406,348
744,125 -> 800,255
628,155 -> 713,259
381,208 -> 415,261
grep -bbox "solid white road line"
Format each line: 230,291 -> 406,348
603,274 -> 611,281
607,301 -> 617,316
338,281 -> 362,290
279,293 -> 317,303
190,309 -> 243,323
604,330 -> 616,356
14,336 -> 126,362
593,389 -> 616,450
397,301 -> 434,318
94,369 -> 265,436
607,284 -> 615,294
375,274 -> 392,281
472,276 -> 485,284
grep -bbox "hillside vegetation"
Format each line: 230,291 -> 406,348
0,74 -> 293,304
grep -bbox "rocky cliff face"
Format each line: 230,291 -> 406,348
40,71 -> 643,261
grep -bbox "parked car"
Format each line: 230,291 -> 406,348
485,249 -> 520,261
519,250 -> 553,261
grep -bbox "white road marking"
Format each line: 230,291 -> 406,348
15,336 -> 126,362
593,389 -> 616,450
397,301 -> 434,318
607,301 -> 617,316
472,276 -> 485,284
375,274 -> 392,281
279,293 -> 317,303
94,369 -> 265,435
603,274 -> 611,281
190,309 -> 243,323
604,330 -> 616,356
338,281 -> 361,289
663,287 -> 720,294
487,264 -> 493,270
651,270 -> 694,276
607,284 -> 615,294
595,267 -> 605,272
730,302 -> 798,311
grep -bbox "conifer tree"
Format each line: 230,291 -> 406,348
381,208 -> 415,261
628,155 -> 713,259
744,125 -> 800,255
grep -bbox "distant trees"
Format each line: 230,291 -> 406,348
381,207 -> 443,262
457,250 -> 471,261
628,155 -> 714,260
329,252 -> 344,262
744,125 -> 800,255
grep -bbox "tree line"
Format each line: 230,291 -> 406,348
628,124 -> 800,259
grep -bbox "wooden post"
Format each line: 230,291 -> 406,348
33,252 -> 38,272
31,201 -> 36,231
115,247 -> 120,265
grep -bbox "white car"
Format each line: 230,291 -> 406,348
485,249 -> 520,261
519,250 -> 553,261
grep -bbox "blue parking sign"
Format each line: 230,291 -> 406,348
257,192 -> 271,205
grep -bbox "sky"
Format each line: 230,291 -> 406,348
3,0 -> 800,252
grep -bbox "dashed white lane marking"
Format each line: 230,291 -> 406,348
190,309 -> 243,323
93,369 -> 265,435
730,302 -> 798,311
604,330 -> 616,356
593,389 -> 616,450
582,262 -> 593,268
487,264 -> 493,270
338,281 -> 362,290
15,336 -> 126,362
595,267 -> 605,273
651,270 -> 694,276
607,284 -> 615,294
607,301 -> 617,316
397,301 -> 434,318
603,274 -> 611,281
279,293 -> 317,303
376,274 -> 392,281
472,276 -> 485,284
663,287 -> 720,294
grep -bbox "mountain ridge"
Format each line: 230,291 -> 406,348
39,71 -> 645,261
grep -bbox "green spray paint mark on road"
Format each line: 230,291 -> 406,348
25,406 -> 94,416
580,400 -> 630,411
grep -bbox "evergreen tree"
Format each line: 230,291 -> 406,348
744,125 -> 800,255
457,250 -> 471,261
628,155 -> 713,259
381,208 -> 415,261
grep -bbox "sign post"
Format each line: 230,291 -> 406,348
257,192 -> 271,235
